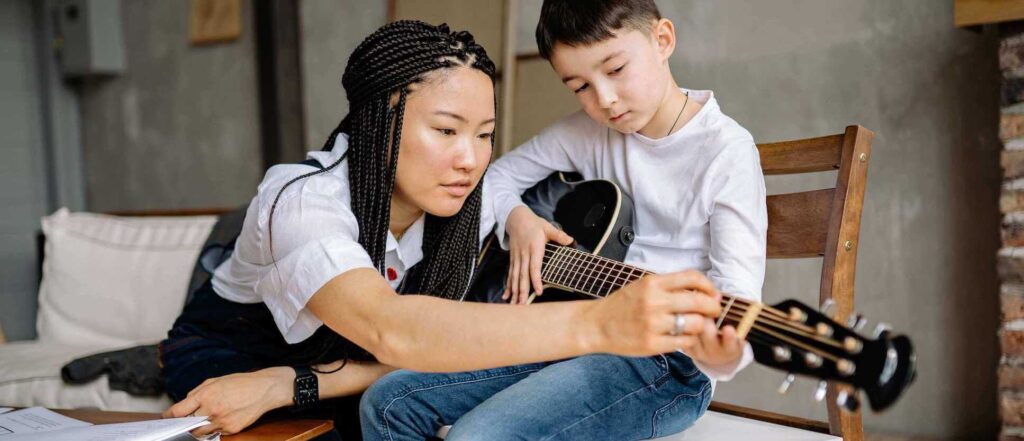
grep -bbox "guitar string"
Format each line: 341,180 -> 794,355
540,244 -> 847,350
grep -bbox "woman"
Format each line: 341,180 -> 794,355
160,21 -> 722,438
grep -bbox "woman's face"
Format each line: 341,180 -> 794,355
392,66 -> 495,218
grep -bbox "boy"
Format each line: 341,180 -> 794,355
360,1 -> 766,439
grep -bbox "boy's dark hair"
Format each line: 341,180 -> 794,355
536,0 -> 661,59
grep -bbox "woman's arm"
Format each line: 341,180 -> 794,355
165,361 -> 395,436
307,267 -> 724,373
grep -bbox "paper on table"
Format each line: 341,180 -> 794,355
3,416 -> 210,441
0,407 -> 91,436
0,409 -> 11,415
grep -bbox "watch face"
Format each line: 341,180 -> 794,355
295,374 -> 318,405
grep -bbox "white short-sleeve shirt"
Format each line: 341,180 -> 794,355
212,134 -> 494,344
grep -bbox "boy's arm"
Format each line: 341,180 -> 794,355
487,121 -> 581,249
697,140 -> 768,381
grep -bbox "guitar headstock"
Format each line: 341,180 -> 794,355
746,299 -> 916,412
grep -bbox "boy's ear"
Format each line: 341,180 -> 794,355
653,18 -> 676,63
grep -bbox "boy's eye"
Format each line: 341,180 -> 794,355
609,64 -> 625,75
573,83 -> 589,94
437,128 -> 456,136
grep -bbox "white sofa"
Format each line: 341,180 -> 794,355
0,208 -> 217,412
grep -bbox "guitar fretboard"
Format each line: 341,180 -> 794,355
541,244 -> 746,329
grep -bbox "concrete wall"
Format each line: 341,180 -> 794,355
509,0 -> 1001,438
299,0 -> 388,148
0,0 -> 50,341
79,0 -> 263,212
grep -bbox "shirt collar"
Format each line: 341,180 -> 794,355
386,214 -> 426,268
631,89 -> 716,147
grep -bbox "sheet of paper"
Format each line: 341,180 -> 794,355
165,431 -> 221,441
0,407 -> 91,436
3,416 -> 209,441
0,409 -> 11,415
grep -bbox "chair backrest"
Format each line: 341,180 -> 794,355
713,125 -> 874,441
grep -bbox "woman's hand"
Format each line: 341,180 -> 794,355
163,367 -> 294,436
503,205 -> 574,304
687,320 -> 745,368
579,270 -> 725,356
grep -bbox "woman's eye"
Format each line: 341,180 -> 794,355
478,132 -> 494,141
573,83 -> 589,94
437,128 -> 456,136
609,65 -> 625,75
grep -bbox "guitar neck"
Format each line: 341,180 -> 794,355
540,244 -> 758,334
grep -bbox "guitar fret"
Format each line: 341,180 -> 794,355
569,248 -> 590,293
562,247 -> 584,291
553,247 -> 573,288
542,247 -> 560,284
581,253 -> 602,296
592,255 -> 610,296
599,256 -> 621,296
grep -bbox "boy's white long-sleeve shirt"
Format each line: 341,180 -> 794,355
485,90 -> 767,381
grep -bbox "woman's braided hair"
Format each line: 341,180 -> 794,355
268,20 -> 496,366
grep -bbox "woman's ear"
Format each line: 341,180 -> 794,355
653,18 -> 676,64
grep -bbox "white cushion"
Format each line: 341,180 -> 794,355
37,208 -> 216,347
653,411 -> 841,440
0,341 -> 171,412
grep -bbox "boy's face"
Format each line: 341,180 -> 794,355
549,22 -> 674,135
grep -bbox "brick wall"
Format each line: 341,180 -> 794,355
1001,21 -> 1024,441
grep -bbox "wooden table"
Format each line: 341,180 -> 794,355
52,408 -> 334,441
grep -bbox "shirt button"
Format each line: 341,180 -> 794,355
386,267 -> 398,281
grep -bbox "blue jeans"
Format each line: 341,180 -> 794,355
360,352 -> 711,441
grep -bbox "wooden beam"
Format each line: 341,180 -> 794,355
254,0 -> 307,169
497,0 -> 520,156
955,0 -> 1024,27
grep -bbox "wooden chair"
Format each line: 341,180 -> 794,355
695,124 -> 875,441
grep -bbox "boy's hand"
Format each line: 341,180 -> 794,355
503,205 -> 574,304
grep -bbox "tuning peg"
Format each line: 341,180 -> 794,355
836,359 -> 857,376
847,314 -> 868,332
777,373 -> 796,394
872,322 -> 892,339
772,346 -> 792,362
843,336 -> 863,354
804,352 -> 823,368
814,380 -> 828,401
820,299 -> 836,316
836,389 -> 860,413
789,307 -> 807,323
815,322 -> 834,337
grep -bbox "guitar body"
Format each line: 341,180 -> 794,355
466,172 -> 636,304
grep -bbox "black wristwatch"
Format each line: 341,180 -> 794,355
292,366 -> 319,408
